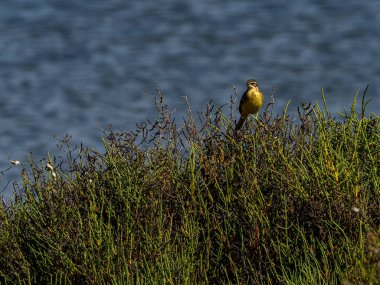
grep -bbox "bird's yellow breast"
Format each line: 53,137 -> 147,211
241,89 -> 263,116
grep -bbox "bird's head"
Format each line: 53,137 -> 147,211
246,79 -> 259,90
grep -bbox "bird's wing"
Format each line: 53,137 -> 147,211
238,90 -> 248,114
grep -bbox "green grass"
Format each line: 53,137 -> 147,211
0,89 -> 379,284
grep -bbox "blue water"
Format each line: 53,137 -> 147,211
1,0 -> 380,199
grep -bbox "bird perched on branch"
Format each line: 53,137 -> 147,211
235,79 -> 264,131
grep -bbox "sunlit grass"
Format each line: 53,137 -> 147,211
0,88 -> 379,284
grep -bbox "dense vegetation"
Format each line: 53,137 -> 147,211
0,89 -> 379,284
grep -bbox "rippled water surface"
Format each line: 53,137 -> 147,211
1,0 -> 380,198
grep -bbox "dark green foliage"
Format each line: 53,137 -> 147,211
0,90 -> 379,284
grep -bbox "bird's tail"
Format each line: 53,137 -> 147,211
235,117 -> 246,131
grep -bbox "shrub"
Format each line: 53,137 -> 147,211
0,88 -> 379,284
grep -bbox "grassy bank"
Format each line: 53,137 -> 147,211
0,90 -> 379,284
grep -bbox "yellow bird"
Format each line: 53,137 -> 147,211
235,79 -> 264,131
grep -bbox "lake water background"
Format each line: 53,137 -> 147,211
1,0 -> 380,199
